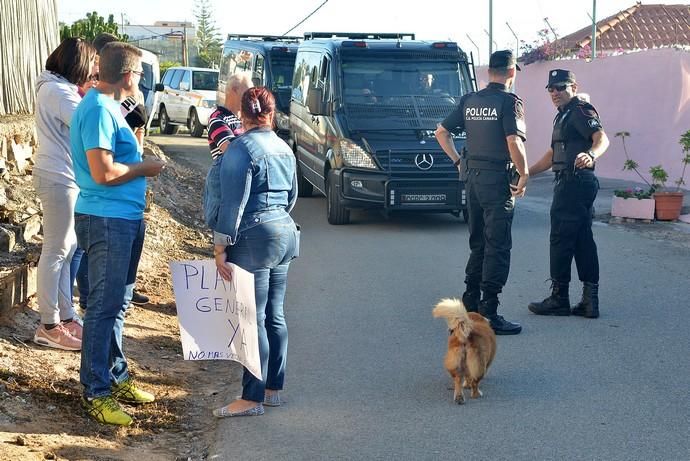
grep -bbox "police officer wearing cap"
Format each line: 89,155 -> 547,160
435,50 -> 529,335
527,69 -> 609,319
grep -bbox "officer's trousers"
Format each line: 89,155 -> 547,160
464,169 -> 515,294
549,171 -> 600,284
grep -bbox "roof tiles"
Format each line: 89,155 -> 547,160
554,2 -> 690,53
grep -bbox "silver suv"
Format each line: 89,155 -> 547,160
157,66 -> 219,137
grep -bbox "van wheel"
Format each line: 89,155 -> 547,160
326,170 -> 350,225
189,109 -> 204,137
159,106 -> 178,135
296,160 -> 313,197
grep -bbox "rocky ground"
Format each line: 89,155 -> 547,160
0,142 -> 240,460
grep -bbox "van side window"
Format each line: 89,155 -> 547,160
170,70 -> 183,90
319,55 -> 331,101
254,54 -> 265,86
295,52 -> 321,105
291,54 -> 308,104
221,50 -> 237,80
237,50 -> 254,71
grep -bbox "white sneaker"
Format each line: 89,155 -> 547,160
33,324 -> 81,351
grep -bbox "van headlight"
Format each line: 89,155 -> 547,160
199,99 -> 215,108
337,139 -> 377,169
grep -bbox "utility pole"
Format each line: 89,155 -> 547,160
182,24 -> 188,66
489,0 -> 494,55
592,0 -> 597,61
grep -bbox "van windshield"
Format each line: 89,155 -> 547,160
342,59 -> 466,101
269,53 -> 297,112
341,57 -> 469,130
192,71 -> 219,91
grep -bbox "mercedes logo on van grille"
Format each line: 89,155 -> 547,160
414,153 -> 434,170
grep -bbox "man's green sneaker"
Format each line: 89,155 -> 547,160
112,378 -> 155,404
82,396 -> 133,426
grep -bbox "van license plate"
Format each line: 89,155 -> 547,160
401,193 -> 447,203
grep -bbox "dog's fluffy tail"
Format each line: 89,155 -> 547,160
433,298 -> 472,339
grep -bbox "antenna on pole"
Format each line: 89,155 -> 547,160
590,0 -> 597,61
484,29 -> 498,50
506,22 -> 520,91
466,34 -> 480,66
543,17 -> 558,40
506,21 -> 519,58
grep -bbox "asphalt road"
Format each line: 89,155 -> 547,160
151,134 -> 689,461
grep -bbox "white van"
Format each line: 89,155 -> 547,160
157,66 -> 219,137
138,48 -> 160,126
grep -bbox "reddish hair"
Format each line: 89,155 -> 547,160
241,87 -> 276,127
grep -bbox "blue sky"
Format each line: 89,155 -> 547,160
57,0 -> 664,64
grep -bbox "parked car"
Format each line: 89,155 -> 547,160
289,32 -> 476,224
219,34 -> 299,140
158,66 -> 219,137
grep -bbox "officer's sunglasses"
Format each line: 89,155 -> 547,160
547,84 -> 570,93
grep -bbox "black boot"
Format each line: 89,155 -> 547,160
571,282 -> 599,318
528,281 -> 570,316
461,287 -> 481,313
479,296 -> 522,335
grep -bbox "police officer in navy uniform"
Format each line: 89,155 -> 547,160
435,50 -> 529,335
528,69 -> 609,318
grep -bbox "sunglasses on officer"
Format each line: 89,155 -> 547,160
547,84 -> 570,93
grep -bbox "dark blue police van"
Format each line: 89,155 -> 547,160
289,32 -> 477,224
219,34 -> 300,139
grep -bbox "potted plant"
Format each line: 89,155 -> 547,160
611,186 -> 655,220
611,131 -> 657,220
614,130 -> 690,221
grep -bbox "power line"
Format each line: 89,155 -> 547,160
283,0 -> 330,36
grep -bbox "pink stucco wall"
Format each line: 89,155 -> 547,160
475,49 -> 690,190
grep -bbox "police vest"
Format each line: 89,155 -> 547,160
463,89 -> 512,169
551,99 -> 596,171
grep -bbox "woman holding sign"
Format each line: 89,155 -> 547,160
212,87 -> 299,417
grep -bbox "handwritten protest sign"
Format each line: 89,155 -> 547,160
169,259 -> 261,380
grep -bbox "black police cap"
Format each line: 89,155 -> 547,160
489,50 -> 521,71
546,69 -> 576,88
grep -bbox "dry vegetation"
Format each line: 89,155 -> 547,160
0,142 -> 240,460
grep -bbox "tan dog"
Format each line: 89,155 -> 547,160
433,298 -> 497,404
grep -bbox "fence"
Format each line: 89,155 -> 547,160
0,0 -> 59,116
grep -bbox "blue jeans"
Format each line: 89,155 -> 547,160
70,247 -> 89,308
74,213 -> 146,398
228,214 -> 298,403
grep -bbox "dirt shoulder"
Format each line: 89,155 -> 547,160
0,142 -> 239,460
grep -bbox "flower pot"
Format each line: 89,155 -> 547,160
611,196 -> 655,220
653,192 -> 684,221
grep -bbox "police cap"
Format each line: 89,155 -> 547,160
489,50 -> 521,71
546,69 -> 576,88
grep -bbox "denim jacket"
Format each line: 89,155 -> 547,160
213,126 -> 297,245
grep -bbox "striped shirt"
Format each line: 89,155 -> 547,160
207,106 -> 244,159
